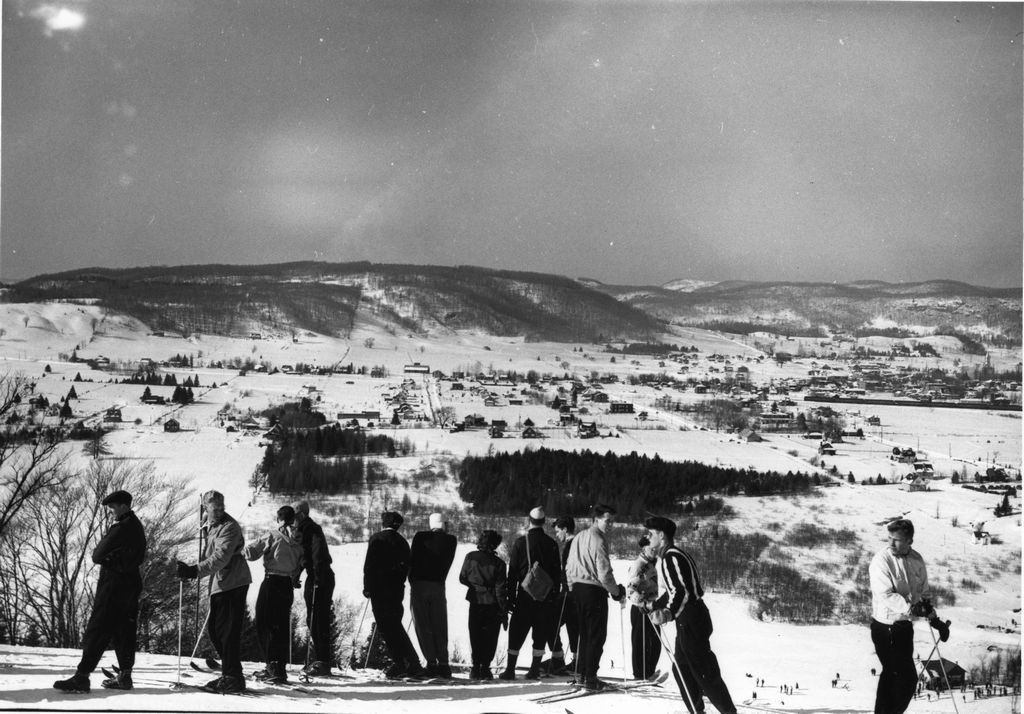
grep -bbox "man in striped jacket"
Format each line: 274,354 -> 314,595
645,516 -> 736,714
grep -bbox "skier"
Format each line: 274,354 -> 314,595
544,515 -> 578,675
243,504 -> 303,684
870,518 -> 947,714
626,535 -> 660,680
565,504 -> 626,691
292,500 -> 336,676
645,515 -> 737,714
499,506 -> 562,681
458,529 -> 508,680
409,512 -> 458,678
363,511 -> 425,679
53,490 -> 146,693
176,490 -> 252,693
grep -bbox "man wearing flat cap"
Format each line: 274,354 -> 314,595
54,490 -> 146,693
363,510 -> 425,679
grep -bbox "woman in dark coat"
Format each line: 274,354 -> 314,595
458,530 -> 508,680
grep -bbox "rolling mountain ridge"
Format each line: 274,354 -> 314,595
4,263 -> 1020,345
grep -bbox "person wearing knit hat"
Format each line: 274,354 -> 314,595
53,491 -> 146,693
410,513 -> 458,677
498,506 -> 561,681
459,530 -> 508,680
363,511 -> 425,679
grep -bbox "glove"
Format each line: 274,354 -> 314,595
611,584 -> 626,602
649,608 -> 673,626
175,560 -> 198,580
500,610 -> 509,631
362,589 -> 371,598
910,599 -> 935,618
292,575 -> 301,589
929,616 -> 951,642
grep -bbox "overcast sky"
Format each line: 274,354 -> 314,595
3,1 -> 1021,287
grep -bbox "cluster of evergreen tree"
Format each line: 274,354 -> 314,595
170,386 -> 195,404
457,447 -> 813,517
270,423 -> 413,458
122,371 -> 201,387
263,449 -> 391,493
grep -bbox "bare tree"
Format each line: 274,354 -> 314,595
3,459 -> 195,648
0,371 -> 71,539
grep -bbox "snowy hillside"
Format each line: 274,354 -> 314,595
0,296 -> 1019,714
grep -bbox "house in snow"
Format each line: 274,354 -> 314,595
163,418 -> 180,433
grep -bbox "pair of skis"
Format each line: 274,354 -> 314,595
533,670 -> 669,704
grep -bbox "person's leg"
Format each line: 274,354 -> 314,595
219,586 -> 248,681
677,603 -> 735,713
672,619 -> 705,714
409,581 -> 435,666
871,619 -> 904,714
430,583 -> 450,667
254,580 -> 272,664
268,578 -> 294,668
313,572 -> 335,664
75,601 -> 112,677
643,613 -> 660,678
890,621 -> 917,714
479,603 -> 500,671
112,584 -> 141,674
501,594 -> 533,676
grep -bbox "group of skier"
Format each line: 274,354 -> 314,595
53,487 -> 946,714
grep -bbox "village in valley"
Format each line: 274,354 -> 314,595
0,296 -> 1019,713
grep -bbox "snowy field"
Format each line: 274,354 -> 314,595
0,302 -> 1019,713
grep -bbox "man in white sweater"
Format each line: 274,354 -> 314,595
565,504 -> 625,690
869,518 -> 946,714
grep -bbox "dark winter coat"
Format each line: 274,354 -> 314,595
410,529 -> 457,583
363,528 -> 411,597
92,510 -> 146,590
296,516 -> 334,585
506,526 -> 561,602
459,549 -> 508,607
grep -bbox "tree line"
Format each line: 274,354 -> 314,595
457,447 -> 814,517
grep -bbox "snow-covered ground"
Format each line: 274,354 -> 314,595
0,301 -> 1020,713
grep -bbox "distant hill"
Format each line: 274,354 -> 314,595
5,262 -> 663,342
585,279 -> 1022,343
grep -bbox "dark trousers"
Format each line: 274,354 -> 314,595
77,577 -> 141,676
572,583 -> 609,680
208,585 -> 248,680
370,591 -> 420,668
507,589 -> 556,661
549,591 -> 579,659
467,603 -> 502,668
255,575 -> 293,666
410,580 -> 449,665
871,619 -> 917,714
671,600 -> 735,714
631,606 -> 660,679
304,571 -> 335,664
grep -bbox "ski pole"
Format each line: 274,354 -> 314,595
352,598 -> 370,668
619,602 -> 628,682
363,621 -> 378,669
171,579 -> 184,689
930,627 -> 961,714
641,608 -> 646,679
189,609 -> 211,663
650,616 -> 699,714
